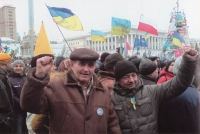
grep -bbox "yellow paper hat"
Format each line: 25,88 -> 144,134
34,22 -> 54,56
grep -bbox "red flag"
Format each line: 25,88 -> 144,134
174,49 -> 182,58
138,15 -> 158,36
126,42 -> 131,52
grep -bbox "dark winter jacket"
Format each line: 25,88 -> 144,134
158,84 -> 200,133
20,68 -> 121,134
111,57 -> 197,134
139,74 -> 156,85
8,72 -> 26,113
0,67 -> 15,132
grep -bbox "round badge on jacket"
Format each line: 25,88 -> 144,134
97,108 -> 104,116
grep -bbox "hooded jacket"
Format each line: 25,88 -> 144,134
111,57 -> 196,134
157,69 -> 174,84
20,68 -> 121,134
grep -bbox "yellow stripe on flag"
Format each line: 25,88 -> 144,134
91,35 -> 106,42
53,15 -> 83,31
172,38 -> 182,47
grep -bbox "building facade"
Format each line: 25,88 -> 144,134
66,27 -> 168,57
0,6 -> 17,41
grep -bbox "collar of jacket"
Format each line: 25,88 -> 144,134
0,67 -> 9,76
140,74 -> 156,82
9,71 -> 26,78
113,77 -> 144,97
64,69 -> 105,91
98,70 -> 114,78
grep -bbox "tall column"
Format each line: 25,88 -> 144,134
115,36 -> 117,49
108,37 -> 109,51
153,37 -> 155,50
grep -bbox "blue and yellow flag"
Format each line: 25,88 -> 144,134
163,40 -> 171,52
14,47 -> 19,55
111,17 -> 131,36
143,32 -> 149,39
91,30 -> 106,42
172,31 -> 184,47
6,47 -> 11,54
123,45 -> 126,58
47,6 -> 83,31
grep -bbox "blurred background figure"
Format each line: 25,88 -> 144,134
157,60 -> 174,84
8,60 -> 28,134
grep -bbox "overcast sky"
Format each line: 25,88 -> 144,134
1,0 -> 200,41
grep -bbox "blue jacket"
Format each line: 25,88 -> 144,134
158,84 -> 200,133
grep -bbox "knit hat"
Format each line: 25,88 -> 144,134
149,56 -> 158,61
100,52 -> 110,63
128,56 -> 137,61
173,56 -> 182,75
31,54 -> 54,68
139,59 -> 157,75
114,60 -> 138,80
130,58 -> 142,70
0,53 -> 12,65
55,56 -> 65,67
13,60 -> 25,68
104,53 -> 124,70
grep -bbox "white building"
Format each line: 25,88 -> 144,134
65,26 -> 168,57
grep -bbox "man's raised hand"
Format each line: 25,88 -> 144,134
183,48 -> 198,61
35,56 -> 53,78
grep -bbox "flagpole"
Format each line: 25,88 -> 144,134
132,14 -> 142,56
55,23 -> 72,52
45,3 -> 72,52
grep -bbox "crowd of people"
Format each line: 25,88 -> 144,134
0,47 -> 200,134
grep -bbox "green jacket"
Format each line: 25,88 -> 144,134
111,57 -> 197,134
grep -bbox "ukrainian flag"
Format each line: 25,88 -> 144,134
47,6 -> 83,31
111,17 -> 131,36
123,45 -> 127,58
172,32 -> 185,47
6,47 -> 11,54
91,30 -> 106,42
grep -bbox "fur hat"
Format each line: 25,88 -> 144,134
99,63 -> 106,71
0,53 -> 12,65
139,59 -> 157,75
70,48 -> 99,61
114,60 -> 138,80
104,53 -> 123,70
13,60 -> 25,68
100,52 -> 110,63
